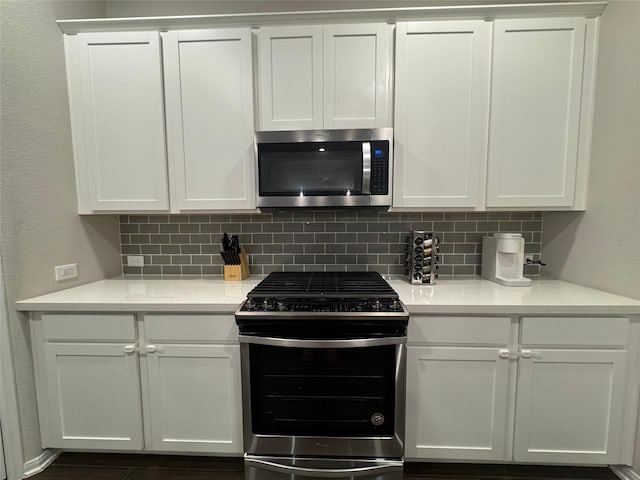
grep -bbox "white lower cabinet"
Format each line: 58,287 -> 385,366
406,315 -> 635,465
406,346 -> 511,460
146,343 -> 242,453
513,349 -> 627,464
31,311 -> 637,464
31,313 -> 242,454
43,342 -> 144,450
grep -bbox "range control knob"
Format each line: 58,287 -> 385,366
371,413 -> 385,426
277,301 -> 286,312
262,299 -> 271,311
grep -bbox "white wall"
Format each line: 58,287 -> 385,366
104,0 -> 507,17
540,0 -> 640,472
541,0 -> 640,302
0,0 -> 122,469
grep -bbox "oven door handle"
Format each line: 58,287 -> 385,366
245,457 -> 403,478
238,335 -> 406,348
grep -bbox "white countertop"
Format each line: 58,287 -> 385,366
15,276 -> 640,315
387,277 -> 640,315
15,276 -> 263,313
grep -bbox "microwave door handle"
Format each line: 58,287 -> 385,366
362,141 -> 371,194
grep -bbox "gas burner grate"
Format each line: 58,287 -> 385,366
247,272 -> 397,299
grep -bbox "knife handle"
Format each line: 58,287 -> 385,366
231,235 -> 240,253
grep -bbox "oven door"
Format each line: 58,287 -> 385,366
239,335 -> 406,459
256,139 -> 371,208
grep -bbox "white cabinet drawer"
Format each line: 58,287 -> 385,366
409,316 -> 511,345
520,317 -> 629,347
144,314 -> 238,342
41,313 -> 136,341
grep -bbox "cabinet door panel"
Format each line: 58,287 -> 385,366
406,346 -> 511,460
163,29 -> 255,210
394,21 -> 490,208
514,349 -> 627,464
44,343 -> 143,449
74,32 -> 168,211
324,24 -> 391,128
147,344 -> 243,453
487,18 -> 585,207
259,26 -> 323,130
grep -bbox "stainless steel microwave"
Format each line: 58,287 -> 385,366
255,128 -> 393,208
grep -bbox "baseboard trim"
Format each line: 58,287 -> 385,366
611,466 -> 640,480
23,449 -> 61,478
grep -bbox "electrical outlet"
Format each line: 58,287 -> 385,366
55,263 -> 78,281
127,255 -> 144,267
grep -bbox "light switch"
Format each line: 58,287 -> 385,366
54,263 -> 78,281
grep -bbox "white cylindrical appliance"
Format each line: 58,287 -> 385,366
481,233 -> 531,286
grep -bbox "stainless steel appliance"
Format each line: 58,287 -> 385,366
235,272 -> 408,480
406,231 -> 439,285
255,128 -> 393,208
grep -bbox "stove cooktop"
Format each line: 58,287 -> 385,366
246,271 -> 398,299
236,272 -> 407,316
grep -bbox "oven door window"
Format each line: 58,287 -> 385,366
249,344 -> 396,437
258,142 -> 363,196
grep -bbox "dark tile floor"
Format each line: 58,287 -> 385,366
30,452 -> 622,480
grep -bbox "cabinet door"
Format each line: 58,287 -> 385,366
44,343 -> 143,450
393,21 -> 491,208
406,346 -> 512,460
146,344 -> 243,453
163,29 -> 255,210
323,24 -> 391,129
258,26 -> 324,130
486,18 -> 586,208
69,32 -> 169,212
514,349 -> 627,464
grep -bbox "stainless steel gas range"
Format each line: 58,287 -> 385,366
235,272 -> 409,480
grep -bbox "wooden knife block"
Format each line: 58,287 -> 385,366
224,248 -> 250,281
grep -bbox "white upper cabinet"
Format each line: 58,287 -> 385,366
258,25 -> 324,130
162,29 -> 255,210
66,32 -> 169,212
61,6 -> 601,213
323,24 -> 392,129
258,24 -> 392,131
486,18 -> 586,208
393,21 -> 491,209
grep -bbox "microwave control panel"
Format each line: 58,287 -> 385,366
370,141 -> 389,195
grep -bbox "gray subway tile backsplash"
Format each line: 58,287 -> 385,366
119,211 -> 543,276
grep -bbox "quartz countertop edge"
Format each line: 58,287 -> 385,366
15,276 -> 640,316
